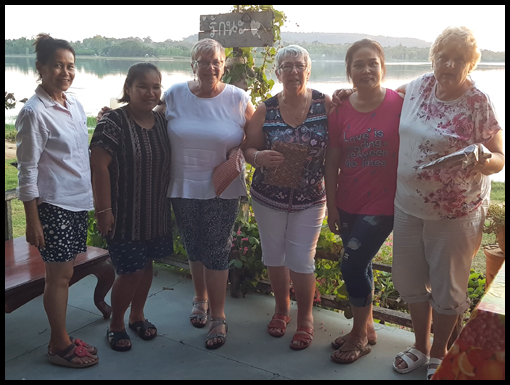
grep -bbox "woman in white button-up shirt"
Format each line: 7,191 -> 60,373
15,34 -> 97,368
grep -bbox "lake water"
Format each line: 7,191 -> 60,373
5,55 -> 505,182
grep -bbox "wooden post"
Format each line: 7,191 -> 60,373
5,189 -> 17,241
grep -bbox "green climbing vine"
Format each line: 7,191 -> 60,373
222,5 -> 287,105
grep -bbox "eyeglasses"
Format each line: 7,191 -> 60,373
279,64 -> 308,73
435,55 -> 466,67
194,60 -> 224,68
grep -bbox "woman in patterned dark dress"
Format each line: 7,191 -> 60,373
243,45 -> 332,350
90,63 -> 173,352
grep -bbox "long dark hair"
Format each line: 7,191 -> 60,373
117,62 -> 163,104
33,33 -> 75,81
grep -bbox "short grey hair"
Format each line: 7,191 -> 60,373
275,45 -> 312,72
190,38 -> 226,62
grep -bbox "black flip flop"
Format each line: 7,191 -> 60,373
106,328 -> 131,352
129,319 -> 157,341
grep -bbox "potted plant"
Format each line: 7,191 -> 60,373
483,203 -> 505,289
484,203 -> 505,252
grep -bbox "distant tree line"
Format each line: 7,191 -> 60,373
4,36 -> 505,62
293,41 -> 505,62
5,35 -> 193,58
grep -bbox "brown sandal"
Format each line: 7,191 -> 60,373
267,314 -> 291,338
331,332 -> 377,350
290,326 -> 314,350
331,340 -> 371,364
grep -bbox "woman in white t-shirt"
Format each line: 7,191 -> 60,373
155,38 -> 255,350
391,26 -> 504,380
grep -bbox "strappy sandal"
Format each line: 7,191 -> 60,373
267,313 -> 291,338
331,340 -> 372,364
331,332 -> 377,350
47,343 -> 99,368
290,326 -> 314,350
205,318 -> 228,350
129,319 -> 157,341
190,300 -> 209,328
107,328 -> 131,352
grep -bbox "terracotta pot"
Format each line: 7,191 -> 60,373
496,226 -> 505,253
484,245 -> 505,290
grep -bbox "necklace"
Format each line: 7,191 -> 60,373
281,90 -> 308,122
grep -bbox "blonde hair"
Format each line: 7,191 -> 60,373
429,26 -> 481,73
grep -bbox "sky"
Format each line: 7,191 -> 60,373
4,5 -> 506,52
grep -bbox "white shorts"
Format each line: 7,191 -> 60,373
392,202 -> 487,315
251,200 -> 326,274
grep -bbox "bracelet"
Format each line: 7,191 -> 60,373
97,208 -> 112,214
253,151 -> 261,168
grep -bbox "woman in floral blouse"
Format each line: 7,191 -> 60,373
390,26 -> 504,380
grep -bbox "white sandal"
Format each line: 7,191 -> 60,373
393,347 -> 430,374
426,357 -> 443,380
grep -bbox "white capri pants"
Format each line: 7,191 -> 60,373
392,202 -> 487,315
251,200 -> 326,274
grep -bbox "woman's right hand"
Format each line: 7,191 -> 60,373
330,88 -> 355,112
96,210 -> 115,237
327,206 -> 341,235
97,106 -> 111,122
255,150 -> 285,168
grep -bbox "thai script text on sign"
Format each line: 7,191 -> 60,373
199,11 -> 274,47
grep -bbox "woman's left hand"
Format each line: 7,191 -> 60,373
256,150 -> 285,168
227,147 -> 239,159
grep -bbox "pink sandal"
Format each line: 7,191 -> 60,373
48,343 -> 99,368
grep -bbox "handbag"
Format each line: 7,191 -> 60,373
213,148 -> 245,196
263,142 -> 308,189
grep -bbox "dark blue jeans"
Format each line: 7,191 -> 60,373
338,208 -> 394,307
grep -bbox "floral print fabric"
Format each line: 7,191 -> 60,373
250,89 -> 328,213
395,73 -> 502,219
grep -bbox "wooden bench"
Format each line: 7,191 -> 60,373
5,236 -> 115,319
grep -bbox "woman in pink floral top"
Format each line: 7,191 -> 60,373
391,26 -> 505,380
